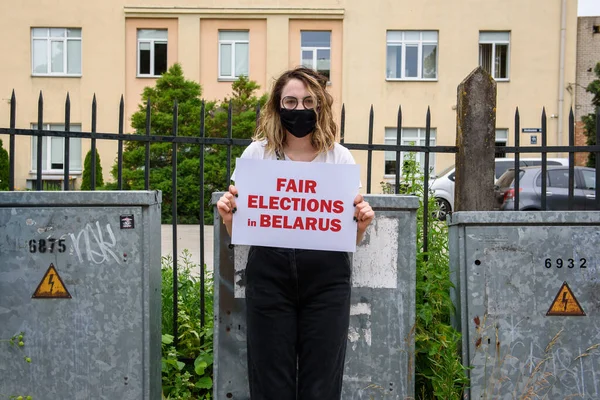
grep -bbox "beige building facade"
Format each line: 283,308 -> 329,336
0,0 -> 578,192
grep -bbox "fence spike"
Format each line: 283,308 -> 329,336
36,91 -> 44,190
118,95 -> 124,190
63,93 -> 71,191
394,105 -> 402,195
145,97 -> 151,190
9,90 -> 16,191
514,107 -> 520,210
91,94 -> 97,191
366,105 -> 374,194
340,104 -> 346,144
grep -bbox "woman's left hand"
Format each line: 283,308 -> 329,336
354,194 -> 375,233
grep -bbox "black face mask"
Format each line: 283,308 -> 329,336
280,109 -> 317,138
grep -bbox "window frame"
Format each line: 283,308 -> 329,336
31,28 -> 82,77
479,31 -> 510,81
30,124 -> 83,174
218,30 -> 250,80
137,29 -> 168,78
495,128 -> 509,158
300,31 -> 332,83
384,127 -> 437,177
386,30 -> 438,81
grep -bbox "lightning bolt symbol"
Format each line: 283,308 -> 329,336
562,291 -> 568,311
48,274 -> 55,293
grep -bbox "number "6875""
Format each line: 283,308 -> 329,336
28,239 -> 66,253
544,258 -> 587,269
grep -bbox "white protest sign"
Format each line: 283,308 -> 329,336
231,158 -> 360,252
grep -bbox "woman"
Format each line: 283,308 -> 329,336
217,66 -> 374,400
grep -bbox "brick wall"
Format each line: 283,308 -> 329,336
575,16 -> 600,165
575,121 -> 590,166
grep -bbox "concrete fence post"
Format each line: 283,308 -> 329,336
455,67 -> 497,212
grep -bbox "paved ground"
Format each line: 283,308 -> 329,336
161,225 -> 215,274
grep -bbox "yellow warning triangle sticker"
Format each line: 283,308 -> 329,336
32,264 -> 72,299
546,281 -> 585,316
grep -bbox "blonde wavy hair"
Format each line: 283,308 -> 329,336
253,67 -> 337,155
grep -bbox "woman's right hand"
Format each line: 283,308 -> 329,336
217,185 -> 238,230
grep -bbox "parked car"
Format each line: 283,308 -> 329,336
430,158 -> 569,220
494,165 -> 596,211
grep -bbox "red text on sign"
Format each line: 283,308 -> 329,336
247,195 -> 344,214
259,214 -> 342,232
276,178 -> 317,193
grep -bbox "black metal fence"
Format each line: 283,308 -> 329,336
2,90 -> 600,342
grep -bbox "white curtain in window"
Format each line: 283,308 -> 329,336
67,29 -> 81,38
67,40 -> 81,74
33,39 -> 48,74
50,28 -> 64,38
219,31 -> 249,41
69,126 -> 82,170
51,137 -> 63,168
220,44 -> 232,76
479,32 -> 509,42
235,42 -> 249,76
386,45 -> 401,79
30,137 -> 48,171
138,29 -> 168,40
51,41 -> 64,73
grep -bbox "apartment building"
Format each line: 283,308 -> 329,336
0,0 -> 578,191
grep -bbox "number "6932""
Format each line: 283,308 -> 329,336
544,258 -> 587,269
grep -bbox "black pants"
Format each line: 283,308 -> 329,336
245,246 -> 352,400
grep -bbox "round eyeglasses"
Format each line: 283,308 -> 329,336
281,96 -> 317,110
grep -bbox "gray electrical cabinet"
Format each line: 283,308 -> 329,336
449,211 -> 600,399
0,191 -> 162,400
212,194 -> 419,399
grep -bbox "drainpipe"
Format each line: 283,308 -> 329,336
557,0 -> 567,150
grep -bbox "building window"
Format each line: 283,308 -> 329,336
301,31 -> 331,81
31,28 -> 82,76
219,31 -> 249,79
137,29 -> 168,77
386,31 -> 438,80
31,124 -> 82,173
479,31 -> 510,80
495,129 -> 508,158
384,128 -> 436,176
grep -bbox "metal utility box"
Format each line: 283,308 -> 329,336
449,211 -> 600,399
0,191 -> 162,400
212,194 -> 419,399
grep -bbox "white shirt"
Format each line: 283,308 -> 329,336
231,140 -> 357,181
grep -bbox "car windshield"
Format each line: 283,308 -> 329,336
496,169 -> 524,187
435,165 -> 455,178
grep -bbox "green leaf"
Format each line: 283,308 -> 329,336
194,361 -> 207,376
162,334 -> 174,345
195,376 -> 213,389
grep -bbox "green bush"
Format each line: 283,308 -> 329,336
161,251 -> 214,399
582,62 -> 600,167
106,64 -> 267,225
391,153 -> 469,399
0,139 -> 9,191
80,149 -> 103,190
